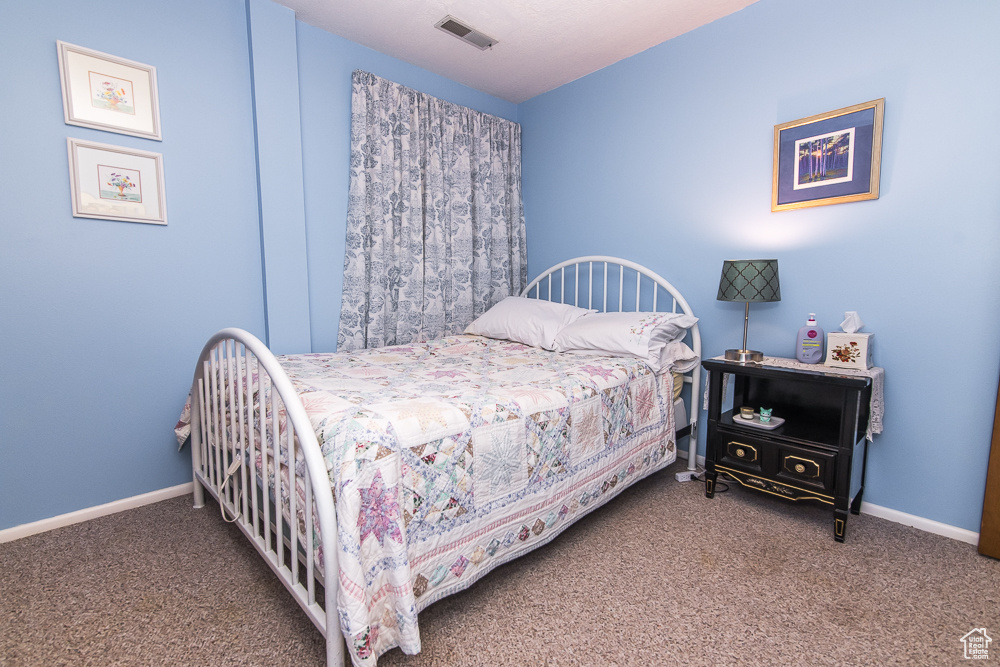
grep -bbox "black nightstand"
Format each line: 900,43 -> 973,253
702,357 -> 877,542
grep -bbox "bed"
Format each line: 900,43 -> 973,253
181,256 -> 701,666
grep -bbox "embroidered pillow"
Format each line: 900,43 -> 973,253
551,311 -> 698,373
465,297 -> 596,350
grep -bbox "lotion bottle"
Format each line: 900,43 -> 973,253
795,313 -> 824,364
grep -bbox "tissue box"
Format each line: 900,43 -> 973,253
824,332 -> 873,369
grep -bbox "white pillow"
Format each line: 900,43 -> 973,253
659,340 -> 700,374
551,311 -> 699,373
464,297 -> 596,350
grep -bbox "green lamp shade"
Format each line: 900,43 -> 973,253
717,259 -> 781,303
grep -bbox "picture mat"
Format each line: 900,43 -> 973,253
68,139 -> 166,224
776,107 -> 875,206
58,41 -> 160,140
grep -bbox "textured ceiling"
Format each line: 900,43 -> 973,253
275,0 -> 759,103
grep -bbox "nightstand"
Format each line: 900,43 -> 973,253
702,356 -> 881,542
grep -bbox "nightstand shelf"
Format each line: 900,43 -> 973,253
703,357 -> 878,542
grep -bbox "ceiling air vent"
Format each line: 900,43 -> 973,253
434,15 -> 498,50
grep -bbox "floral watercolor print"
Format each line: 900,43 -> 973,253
68,138 -> 166,224
88,71 -> 135,115
793,127 -> 855,190
97,164 -> 142,203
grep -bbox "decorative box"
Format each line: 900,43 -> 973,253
824,332 -> 873,369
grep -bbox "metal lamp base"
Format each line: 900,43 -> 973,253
724,349 -> 763,363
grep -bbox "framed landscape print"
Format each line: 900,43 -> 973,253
772,98 -> 884,212
67,138 -> 167,225
57,41 -> 162,141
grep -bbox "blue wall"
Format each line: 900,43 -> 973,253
0,0 -> 514,531
0,0 -> 265,530
247,0 -> 312,354
519,0 -> 1000,532
3,0 -> 997,536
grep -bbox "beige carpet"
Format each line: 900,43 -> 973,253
2,461 -> 998,666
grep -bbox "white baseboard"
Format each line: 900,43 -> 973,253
676,448 -> 706,468
859,501 -> 980,545
0,482 -> 194,545
677,449 -> 979,546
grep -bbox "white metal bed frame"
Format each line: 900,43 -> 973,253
188,256 -> 700,667
520,255 -> 702,478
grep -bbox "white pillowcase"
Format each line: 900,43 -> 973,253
659,340 -> 700,374
465,297 -> 596,350
551,311 -> 699,373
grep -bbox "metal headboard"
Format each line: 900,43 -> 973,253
520,255 -> 701,479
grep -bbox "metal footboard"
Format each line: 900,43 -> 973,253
189,328 -> 345,666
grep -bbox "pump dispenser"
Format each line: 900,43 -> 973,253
795,314 -> 824,364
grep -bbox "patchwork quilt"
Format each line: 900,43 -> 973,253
181,334 -> 678,666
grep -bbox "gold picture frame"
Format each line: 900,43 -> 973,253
772,98 -> 884,212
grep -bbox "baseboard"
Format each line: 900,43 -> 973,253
3,476 -> 980,548
0,482 -> 194,545
676,448 -> 706,468
859,501 -> 980,546
677,447 -> 979,546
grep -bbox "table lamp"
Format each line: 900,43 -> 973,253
717,259 -> 780,363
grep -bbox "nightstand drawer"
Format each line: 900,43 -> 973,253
775,442 -> 836,494
715,431 -> 766,474
714,430 -> 837,496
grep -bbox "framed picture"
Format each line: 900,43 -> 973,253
67,138 -> 167,225
772,98 -> 884,212
57,41 -> 161,141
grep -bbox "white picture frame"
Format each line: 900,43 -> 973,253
67,138 -> 167,225
57,41 -> 161,141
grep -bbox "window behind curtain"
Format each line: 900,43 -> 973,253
338,70 -> 527,351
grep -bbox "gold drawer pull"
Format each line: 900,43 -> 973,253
726,441 -> 758,463
784,455 -> 821,478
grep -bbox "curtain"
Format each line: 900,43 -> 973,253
338,70 -> 527,351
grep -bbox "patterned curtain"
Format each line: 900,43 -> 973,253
338,70 -> 527,351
